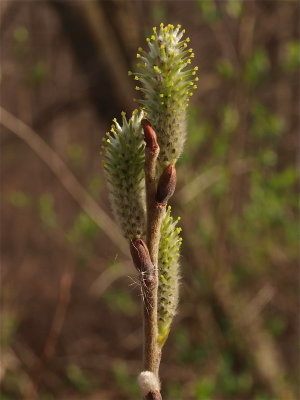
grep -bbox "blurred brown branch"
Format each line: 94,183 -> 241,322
0,106 -> 129,257
23,268 -> 74,400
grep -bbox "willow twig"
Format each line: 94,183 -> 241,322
142,120 -> 162,377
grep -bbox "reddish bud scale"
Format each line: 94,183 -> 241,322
141,119 -> 159,150
145,391 -> 162,400
156,164 -> 177,204
130,239 -> 155,284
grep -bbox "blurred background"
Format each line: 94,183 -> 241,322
0,1 -> 299,399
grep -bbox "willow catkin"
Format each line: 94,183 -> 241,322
102,110 -> 146,240
157,206 -> 182,346
130,23 -> 198,169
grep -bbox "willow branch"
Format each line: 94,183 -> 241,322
141,120 -> 162,378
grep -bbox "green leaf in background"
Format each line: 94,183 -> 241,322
282,40 -> 300,72
66,364 -> 92,394
38,193 -> 58,230
29,60 -> 48,86
226,0 -> 243,18
197,0 -> 221,22
221,104 -> 239,134
251,103 -> 284,139
66,143 -> 86,169
67,212 -> 99,243
216,58 -> 236,80
13,26 -> 28,43
194,376 -> 215,399
244,49 -> 270,86
8,190 -> 31,208
112,360 -> 139,398
103,289 -> 138,316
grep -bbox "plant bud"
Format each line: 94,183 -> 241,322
130,239 -> 154,283
141,119 -> 159,150
156,165 -> 176,204
138,371 -> 161,398
145,392 -> 162,400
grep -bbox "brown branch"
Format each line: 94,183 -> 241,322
0,106 -> 129,257
24,268 -> 73,399
142,120 -> 162,377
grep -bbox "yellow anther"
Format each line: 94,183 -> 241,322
183,43 -> 187,48
134,76 -> 139,80
160,22 -> 164,28
138,47 -> 143,52
146,38 -> 150,42
160,93 -> 164,98
195,77 -> 199,81
136,53 -> 141,58
135,86 -> 140,90
177,24 -> 182,29
194,66 -> 199,70
151,35 -> 155,40
186,37 -> 190,42
153,27 -> 157,33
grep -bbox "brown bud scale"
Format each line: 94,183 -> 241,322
156,164 -> 177,204
145,391 -> 162,400
130,239 -> 155,284
142,119 -> 159,150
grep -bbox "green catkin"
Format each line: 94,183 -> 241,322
157,206 -> 182,346
102,110 -> 146,240
131,23 -> 198,168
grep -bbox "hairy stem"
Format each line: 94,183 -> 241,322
143,142 -> 163,375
